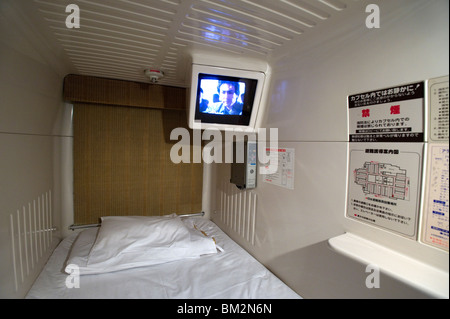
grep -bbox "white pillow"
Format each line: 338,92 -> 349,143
65,215 -> 218,275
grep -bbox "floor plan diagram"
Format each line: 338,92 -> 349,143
354,162 -> 409,200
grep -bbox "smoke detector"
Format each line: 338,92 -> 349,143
144,69 -> 164,83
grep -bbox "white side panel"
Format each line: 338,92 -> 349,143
213,0 -> 449,298
0,134 -> 60,298
0,1 -> 69,298
212,142 -> 348,260
265,0 -> 449,142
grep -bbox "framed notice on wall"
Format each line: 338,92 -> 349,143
261,147 -> 295,190
348,82 -> 425,143
347,143 -> 423,238
427,76 -> 449,142
421,144 -> 449,251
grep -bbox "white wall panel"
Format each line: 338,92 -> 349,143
0,1 -> 69,298
213,0 -> 449,298
212,142 -> 348,261
0,134 -> 59,298
264,0 -> 449,142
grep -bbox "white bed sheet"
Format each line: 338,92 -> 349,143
26,218 -> 301,299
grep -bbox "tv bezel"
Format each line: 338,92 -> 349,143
188,64 -> 266,131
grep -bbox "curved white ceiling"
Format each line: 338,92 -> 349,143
29,0 -> 356,87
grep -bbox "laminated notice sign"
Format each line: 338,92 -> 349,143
262,148 -> 294,190
428,76 -> 449,142
421,144 -> 449,251
347,143 -> 423,238
348,82 -> 424,142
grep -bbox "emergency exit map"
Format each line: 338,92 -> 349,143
347,143 -> 422,238
354,162 -> 409,201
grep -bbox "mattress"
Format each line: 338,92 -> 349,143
26,217 -> 301,299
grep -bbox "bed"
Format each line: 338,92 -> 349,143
26,215 -> 301,299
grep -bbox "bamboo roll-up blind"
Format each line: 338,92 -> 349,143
73,103 -> 203,225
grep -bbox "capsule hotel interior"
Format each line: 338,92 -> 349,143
0,0 -> 448,299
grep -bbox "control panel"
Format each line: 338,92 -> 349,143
230,141 -> 257,189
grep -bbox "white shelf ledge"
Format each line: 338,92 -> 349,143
328,233 -> 449,299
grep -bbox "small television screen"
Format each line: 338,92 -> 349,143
194,73 -> 259,126
188,63 -> 266,131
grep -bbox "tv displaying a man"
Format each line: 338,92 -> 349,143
202,80 -> 244,115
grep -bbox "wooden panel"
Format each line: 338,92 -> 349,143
73,103 -> 202,225
64,74 -> 186,110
